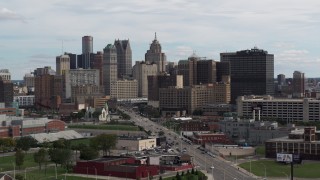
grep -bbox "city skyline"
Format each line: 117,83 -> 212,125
1,0 -> 320,79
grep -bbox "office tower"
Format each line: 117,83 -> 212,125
0,69 -> 11,81
178,56 -> 198,87
79,36 -> 94,69
220,47 -> 274,103
110,79 -> 138,99
293,71 -> 305,98
148,74 -> 183,107
166,62 -> 178,75
0,77 -> 13,107
34,66 -> 55,77
82,36 -> 93,54
114,39 -> 132,77
103,44 -> 118,96
64,52 -> 77,69
24,73 -> 35,89
65,69 -> 103,104
145,33 -> 167,73
178,54 -> 230,87
34,74 -> 62,109
132,61 -> 158,97
91,51 -> 104,86
216,61 -> 230,83
159,84 -> 230,115
56,54 -> 70,75
77,53 -> 94,69
277,74 -> 286,86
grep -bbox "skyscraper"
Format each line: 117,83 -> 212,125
0,77 -> 13,107
91,51 -> 104,86
293,71 -> 305,98
82,36 -> 93,54
277,74 -> 286,86
145,33 -> 167,73
220,47 -> 274,103
132,61 -> 158,97
103,44 -> 118,96
114,39 -> 132,77
79,36 -> 94,69
56,54 -> 70,76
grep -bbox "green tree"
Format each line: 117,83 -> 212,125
15,149 -> 25,169
34,148 -> 49,170
181,171 -> 185,176
191,168 -> 195,174
79,146 -> 99,160
176,172 -> 180,179
48,148 -> 72,169
52,139 -> 71,149
15,174 -> 24,180
16,136 -> 37,152
0,137 -> 16,152
159,176 -> 162,180
90,134 -> 117,155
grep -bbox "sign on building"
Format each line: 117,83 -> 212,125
276,153 -> 292,163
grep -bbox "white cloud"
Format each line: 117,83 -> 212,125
0,7 -> 25,22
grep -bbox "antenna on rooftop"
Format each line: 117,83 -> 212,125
61,40 -> 64,55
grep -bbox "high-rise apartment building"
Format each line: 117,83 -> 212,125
103,44 -> 118,96
145,33 -> 167,73
114,39 -> 132,77
34,74 -> 62,109
132,61 -> 158,97
220,47 -> 274,103
293,71 -> 305,98
56,54 -> 70,76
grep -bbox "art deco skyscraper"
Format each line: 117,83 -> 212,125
220,47 -> 274,103
145,33 -> 167,73
103,44 -> 118,96
114,39 -> 132,77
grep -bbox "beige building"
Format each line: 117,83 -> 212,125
56,55 -> 70,76
110,79 -> 138,100
117,137 -> 157,151
65,69 -> 100,99
132,61 -> 158,97
237,95 -> 320,122
159,83 -> 230,115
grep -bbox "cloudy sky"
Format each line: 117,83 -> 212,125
1,0 -> 320,79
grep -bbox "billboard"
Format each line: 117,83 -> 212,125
277,153 -> 292,163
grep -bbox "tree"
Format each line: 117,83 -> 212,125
48,148 -> 72,169
90,134 -> 117,155
176,172 -> 180,179
159,176 -> 162,180
15,149 -> 25,169
181,171 -> 185,176
34,148 -> 48,170
79,146 -> 99,160
16,136 -> 37,152
191,168 -> 195,174
15,174 -> 24,180
52,139 -> 71,149
0,137 -> 16,152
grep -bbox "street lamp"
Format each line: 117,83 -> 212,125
260,163 -> 267,179
210,166 -> 214,176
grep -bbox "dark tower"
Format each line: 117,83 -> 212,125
114,39 -> 132,78
220,47 -> 274,103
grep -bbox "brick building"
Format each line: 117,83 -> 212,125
190,132 -> 232,145
73,156 -> 159,179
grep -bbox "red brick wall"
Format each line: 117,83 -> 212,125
46,120 -> 65,132
11,126 -> 20,137
0,127 -> 9,137
22,126 -> 45,135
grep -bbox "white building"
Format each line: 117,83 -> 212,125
14,95 -> 35,106
237,95 -> 320,122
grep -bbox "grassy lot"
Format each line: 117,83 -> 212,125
239,159 -> 320,178
68,124 -> 140,131
0,153 -> 37,171
255,146 -> 265,156
163,170 -> 207,180
14,166 -> 101,180
70,138 -> 91,146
